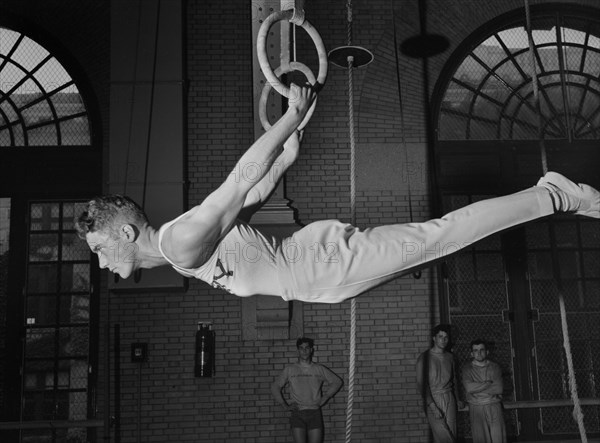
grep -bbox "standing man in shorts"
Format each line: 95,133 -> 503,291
271,337 -> 343,443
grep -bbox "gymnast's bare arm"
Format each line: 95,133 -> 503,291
241,129 -> 302,210
161,85 -> 315,269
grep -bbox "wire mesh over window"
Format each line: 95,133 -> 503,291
444,194 -> 600,440
0,27 -> 91,147
525,216 -> 600,435
0,198 -> 10,421
438,12 -> 600,141
23,201 -> 91,435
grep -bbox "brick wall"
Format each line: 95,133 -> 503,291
108,0 -> 600,442
2,0 -> 599,442
173,1 -> 439,441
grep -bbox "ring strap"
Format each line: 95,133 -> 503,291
290,8 -> 305,26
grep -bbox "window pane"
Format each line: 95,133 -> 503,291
27,125 -> 58,146
14,36 -> 50,70
0,128 -> 11,145
63,202 -> 88,230
0,30 -> 19,63
27,264 -> 57,293
17,81 -> 43,106
25,328 -> 55,358
36,61 -> 72,92
53,92 -> 85,118
61,263 -> 90,293
30,203 -> 60,231
62,235 -> 90,261
60,117 -> 91,145
22,391 -> 55,420
470,118 -> 497,139
438,112 -> 469,140
59,327 -> 88,357
0,26 -> 91,147
23,359 -> 54,389
22,102 -> 52,126
61,359 -> 88,389
29,234 -> 59,261
59,295 -> 90,323
582,251 -> 600,276
7,124 -> 24,145
26,295 -> 56,325
582,50 -> 600,76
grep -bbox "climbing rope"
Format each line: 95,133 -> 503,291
346,52 -> 357,443
524,1 -> 587,440
390,0 -> 422,280
141,0 -> 161,210
122,0 -> 161,284
325,3 -> 374,441
344,2 -> 357,441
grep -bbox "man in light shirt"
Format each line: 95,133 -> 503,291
461,339 -> 506,443
271,337 -> 343,443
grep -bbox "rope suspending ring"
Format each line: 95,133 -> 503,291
257,9 -> 328,98
259,61 -> 317,131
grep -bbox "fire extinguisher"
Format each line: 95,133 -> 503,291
195,322 -> 215,377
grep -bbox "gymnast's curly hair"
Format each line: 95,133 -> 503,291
75,195 -> 149,239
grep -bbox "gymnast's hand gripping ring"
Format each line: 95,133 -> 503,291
256,9 -> 328,99
259,61 -> 317,131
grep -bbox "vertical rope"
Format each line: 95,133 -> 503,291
123,0 -> 144,196
559,291 -> 588,442
389,0 -> 418,244
344,2 -> 357,442
141,0 -> 162,209
346,0 -> 353,46
524,1 -> 587,440
524,0 -> 548,173
345,54 -> 357,443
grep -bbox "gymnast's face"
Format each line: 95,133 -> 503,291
86,226 -> 139,279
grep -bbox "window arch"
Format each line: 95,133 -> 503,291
433,6 -> 600,441
437,6 -> 600,141
0,26 -> 91,147
0,15 -> 102,441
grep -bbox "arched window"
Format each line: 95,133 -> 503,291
437,9 -> 600,141
433,5 -> 600,441
0,27 -> 91,147
0,20 -> 101,442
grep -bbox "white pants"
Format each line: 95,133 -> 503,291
277,187 -> 553,303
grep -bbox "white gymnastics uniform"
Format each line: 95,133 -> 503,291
157,187 -> 553,304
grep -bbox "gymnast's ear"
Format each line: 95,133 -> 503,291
119,223 -> 139,242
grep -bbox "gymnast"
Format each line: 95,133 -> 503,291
76,85 -> 600,303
